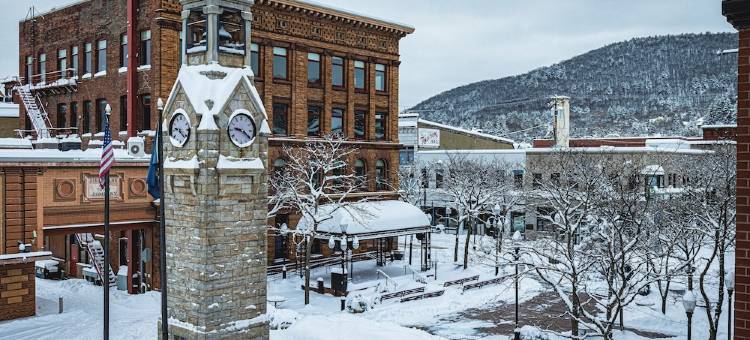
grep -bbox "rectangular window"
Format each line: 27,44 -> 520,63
84,43 -> 93,74
119,95 -> 128,132
57,103 -> 68,128
96,40 -> 107,73
551,173 -> 561,186
307,53 -> 321,85
307,105 -> 321,136
140,94 -> 151,131
25,56 -> 33,83
71,46 -> 79,77
513,170 -> 524,189
82,100 -> 92,134
332,57 -> 345,88
96,99 -> 108,132
533,173 -> 542,189
354,60 -> 365,90
272,47 -> 287,80
120,33 -> 128,67
140,30 -> 151,66
57,49 -> 67,78
272,102 -> 289,135
354,109 -> 366,139
250,43 -> 260,77
375,111 -> 387,140
375,63 -> 386,92
70,102 -> 78,129
38,53 -> 46,83
331,108 -> 344,136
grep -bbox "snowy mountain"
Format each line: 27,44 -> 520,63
410,33 -> 738,142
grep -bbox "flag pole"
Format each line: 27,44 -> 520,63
157,98 -> 168,339
103,104 -> 112,340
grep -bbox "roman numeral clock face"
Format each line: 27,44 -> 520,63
228,112 -> 256,148
169,111 -> 191,147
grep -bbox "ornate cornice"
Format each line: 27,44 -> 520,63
723,0 -> 750,29
256,0 -> 415,37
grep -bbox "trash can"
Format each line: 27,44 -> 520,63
117,266 -> 128,291
331,272 -> 347,294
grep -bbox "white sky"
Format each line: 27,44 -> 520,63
0,0 -> 736,109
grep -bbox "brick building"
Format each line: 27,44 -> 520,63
723,0 -> 750,338
2,0 -> 414,276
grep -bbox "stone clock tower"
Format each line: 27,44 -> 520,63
160,0 -> 269,338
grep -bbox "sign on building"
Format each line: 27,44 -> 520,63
83,174 -> 122,201
418,128 -> 440,148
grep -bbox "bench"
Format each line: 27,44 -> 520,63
443,275 -> 479,287
400,290 -> 445,303
462,276 -> 505,292
379,287 -> 426,302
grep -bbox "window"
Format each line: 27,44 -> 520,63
354,110 -> 366,139
82,100 -> 92,134
96,99 -> 108,132
354,60 -> 366,90
70,102 -> 78,129
421,168 -> 428,189
375,63 -> 386,91
355,159 -> 367,188
250,43 -> 260,76
96,40 -> 107,73
273,47 -> 288,80
218,10 -> 244,53
140,31 -> 151,66
38,53 -> 46,83
187,10 -> 207,51
667,173 -> 678,188
375,160 -> 388,190
120,33 -> 128,67
551,173 -> 561,186
272,102 -> 289,135
84,43 -> 93,74
513,170 -> 523,189
307,105 -> 321,136
57,49 -> 68,78
119,96 -> 128,132
332,57 -> 345,88
375,111 -> 387,140
435,168 -> 444,189
331,108 -> 344,136
399,150 -> 414,164
71,46 -> 79,77
57,103 -> 67,128
140,94 -> 151,131
307,53 -> 321,85
25,56 -> 33,83
533,173 -> 542,189
273,159 -> 286,175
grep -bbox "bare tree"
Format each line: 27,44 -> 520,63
396,163 -> 425,207
269,134 -> 367,305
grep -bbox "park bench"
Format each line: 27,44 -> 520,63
443,275 -> 479,287
462,276 -> 505,292
379,286 -> 426,302
400,289 -> 446,303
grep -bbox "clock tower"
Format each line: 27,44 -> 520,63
160,0 -> 270,339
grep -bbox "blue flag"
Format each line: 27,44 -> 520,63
147,129 -> 160,199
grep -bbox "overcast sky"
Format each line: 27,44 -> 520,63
0,0 -> 735,109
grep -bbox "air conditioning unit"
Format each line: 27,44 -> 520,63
127,137 -> 145,158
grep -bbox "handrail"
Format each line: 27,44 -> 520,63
376,269 -> 398,292
74,233 -> 104,283
403,264 -> 427,284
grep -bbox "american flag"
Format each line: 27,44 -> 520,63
99,115 -> 114,188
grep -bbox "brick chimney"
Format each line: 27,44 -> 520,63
723,0 -> 750,338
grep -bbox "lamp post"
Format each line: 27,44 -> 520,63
512,230 -> 522,340
727,271 -> 735,340
492,204 -> 502,276
682,290 -> 696,340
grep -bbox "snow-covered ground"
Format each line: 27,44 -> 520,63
0,232 -> 734,340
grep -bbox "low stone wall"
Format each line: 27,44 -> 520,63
0,262 -> 36,321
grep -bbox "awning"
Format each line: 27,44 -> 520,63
297,200 -> 431,240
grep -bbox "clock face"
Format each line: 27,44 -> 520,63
227,112 -> 257,147
169,111 -> 191,147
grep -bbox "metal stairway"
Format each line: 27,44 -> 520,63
75,233 -> 117,286
16,84 -> 52,139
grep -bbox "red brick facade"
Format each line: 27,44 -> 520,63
724,0 -> 750,338
0,262 -> 36,321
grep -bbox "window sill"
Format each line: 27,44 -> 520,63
137,65 -> 152,71
354,89 -> 368,94
332,86 -> 346,91
375,90 -> 389,95
93,71 -> 107,78
273,78 -> 291,85
118,67 -> 127,74
307,82 -> 322,89
81,73 -> 92,79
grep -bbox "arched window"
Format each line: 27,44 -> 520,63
355,159 -> 367,189
218,10 -> 245,53
375,159 -> 388,190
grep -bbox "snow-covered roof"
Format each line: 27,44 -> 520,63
297,200 -> 430,240
217,155 -> 264,170
526,146 -> 712,155
0,148 -> 149,164
288,0 -> 414,33
0,102 -> 19,118
0,251 -> 52,265
701,124 -> 737,129
166,64 -> 267,131
0,138 -> 32,149
416,149 -> 526,167
417,119 -> 515,145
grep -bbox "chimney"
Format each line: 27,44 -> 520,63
551,96 -> 570,148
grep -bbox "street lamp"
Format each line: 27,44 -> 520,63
512,230 -> 523,340
682,290 -> 696,340
492,204 -> 502,276
727,271 -> 735,340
